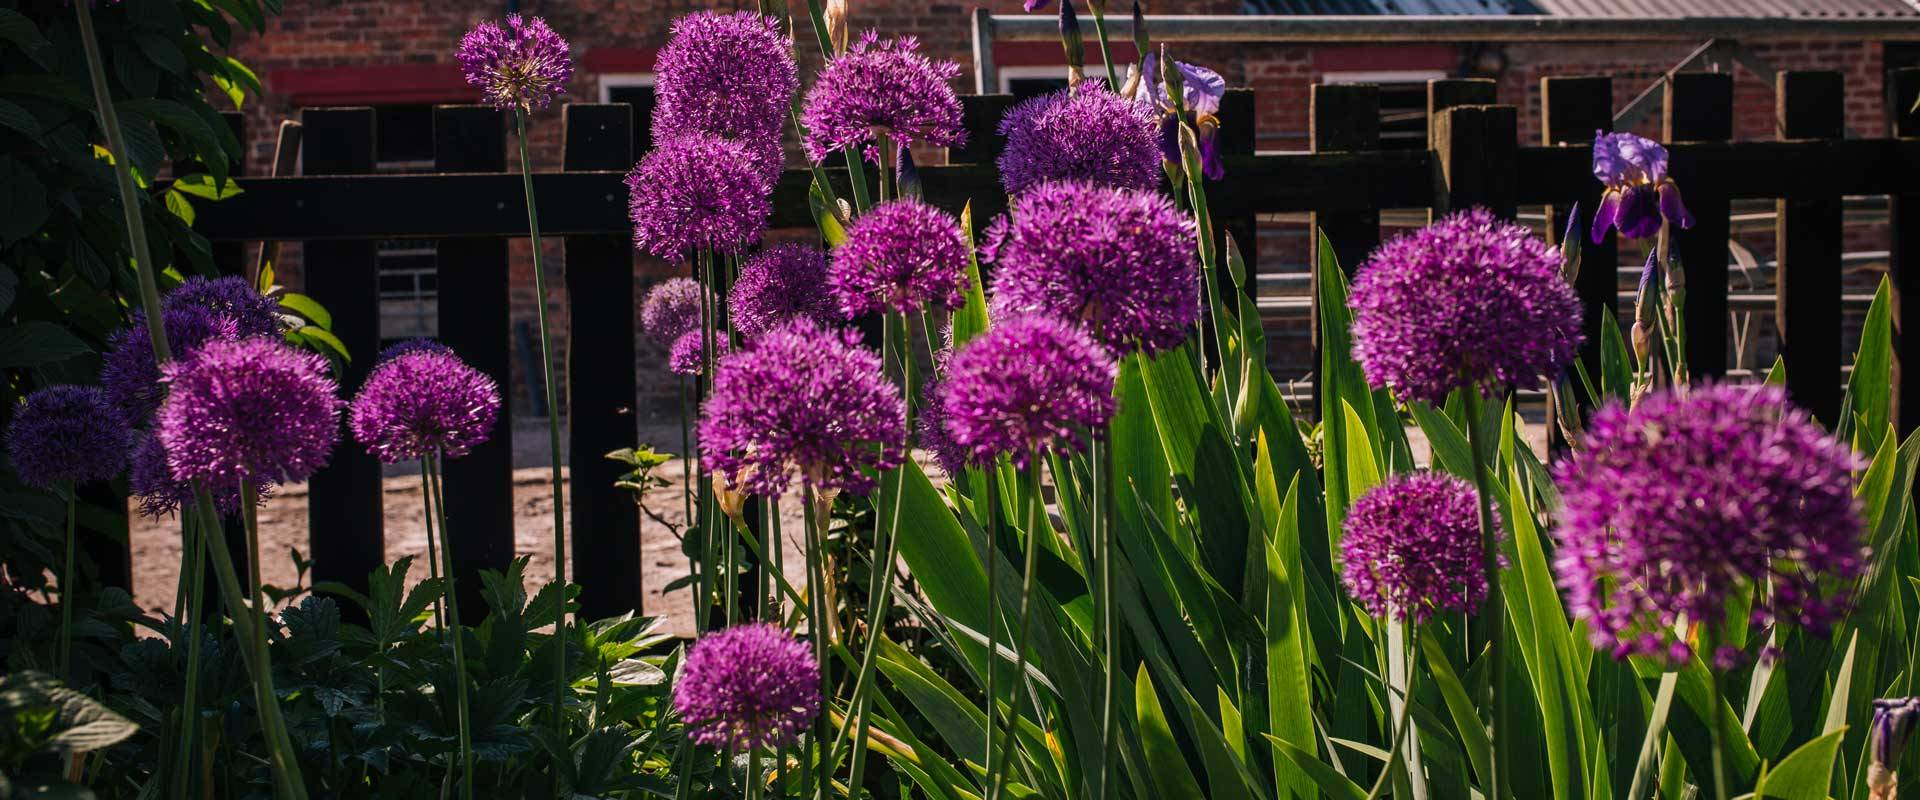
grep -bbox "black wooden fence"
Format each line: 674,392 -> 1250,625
108,67 -> 1920,620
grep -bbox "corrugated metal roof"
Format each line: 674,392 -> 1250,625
1526,0 -> 1918,17
1241,0 -> 1515,14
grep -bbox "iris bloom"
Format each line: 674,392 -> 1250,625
1136,50 -> 1226,180
1872,698 -> 1920,800
1591,131 -> 1694,243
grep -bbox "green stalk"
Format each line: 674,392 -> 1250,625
172,510 -> 211,800
1085,0 -> 1121,90
987,463 -> 1048,800
1093,436 -> 1116,800
420,462 -> 446,630
1701,628 -> 1729,800
1626,671 -> 1679,800
1364,624 -> 1421,800
513,107 -> 570,740
981,466 -> 1003,794
73,0 -> 167,356
228,484 -> 308,800
58,484 -> 76,681
802,487 -> 830,800
427,454 -> 475,800
1462,392 -> 1506,800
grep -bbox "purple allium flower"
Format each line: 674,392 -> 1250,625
1591,131 -> 1694,243
100,305 -> 240,427
800,31 -> 965,162
1873,697 -> 1920,798
1025,0 -> 1050,10
166,276 -> 280,339
1348,207 -> 1583,406
939,314 -> 1115,468
652,11 -> 798,146
376,338 -> 454,363
350,346 -> 501,464
128,432 -> 265,519
6,385 -> 128,488
668,329 -> 731,377
698,319 -> 906,497
672,623 -> 821,751
1339,472 -> 1496,623
987,180 -> 1200,356
915,377 -> 968,477
628,133 -> 773,259
157,337 -> 343,493
997,87 -> 1160,196
641,277 -> 711,348
456,14 -> 573,112
1553,383 -> 1865,666
830,199 -> 969,318
731,244 -> 838,341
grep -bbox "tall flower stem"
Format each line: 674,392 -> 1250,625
981,466 -> 1003,795
57,483 -> 76,681
427,454 -> 475,800
801,487 -> 834,800
514,106 -> 570,738
1093,436 -> 1116,799
73,0 -> 167,355
1085,0 -> 1121,90
1462,392 -> 1506,800
227,483 -> 308,800
1365,624 -> 1421,800
988,462 -> 1048,800
420,463 -> 446,630
1701,626 -> 1729,800
172,510 -> 212,800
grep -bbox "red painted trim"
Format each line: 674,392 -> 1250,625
993,40 -> 1140,68
1313,45 -> 1458,74
582,47 -> 657,73
269,64 -> 476,107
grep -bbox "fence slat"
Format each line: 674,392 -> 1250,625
1891,67 -> 1920,437
1428,78 -> 1497,121
1310,83 -> 1381,413
1542,76 -> 1617,450
433,106 -> 516,618
1430,104 -> 1518,219
1664,72 -> 1734,379
1775,71 -> 1845,425
563,103 -> 643,618
301,108 -> 385,615
1217,88 -> 1258,316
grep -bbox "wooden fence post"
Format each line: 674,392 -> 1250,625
563,103 -> 642,618
1309,83 -> 1380,416
1216,88 -> 1258,316
1542,76 -> 1618,448
301,108 -> 384,615
1430,104 -> 1518,219
1888,67 -> 1920,437
434,105 -> 516,618
1774,71 -> 1845,426
1663,72 -> 1734,379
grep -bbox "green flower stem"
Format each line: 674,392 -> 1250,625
58,483 -> 76,681
513,107 -> 570,740
172,510 -> 212,800
420,463 -> 446,630
1462,392 -> 1507,800
1627,670 -> 1679,800
1093,436 -> 1116,799
427,454 -> 475,800
802,486 -> 830,800
1086,0 -> 1121,90
1364,623 -> 1421,800
987,462 -> 1048,800
225,483 -> 308,800
1701,627 -> 1729,800
981,466 -> 1003,796
73,0 -> 167,358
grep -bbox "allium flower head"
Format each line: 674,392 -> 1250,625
129,432 -> 265,519
167,276 -> 281,339
456,14 -> 573,111
1340,472 -> 1496,622
987,180 -> 1199,355
1591,131 -> 1694,243
350,345 -> 501,463
1348,207 -> 1583,406
652,11 -> 797,145
940,315 -> 1115,468
6,385 -> 128,488
100,305 -> 240,426
731,244 -> 838,340
672,623 -> 821,751
157,337 -> 343,492
997,86 -> 1160,196
698,319 -> 906,497
628,133 -> 773,259
668,329 -> 731,377
830,199 -> 969,317
800,31 -> 965,162
377,338 -> 454,363
1554,383 -> 1865,666
641,277 -> 711,347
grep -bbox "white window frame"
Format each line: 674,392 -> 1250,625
995,64 -> 1131,94
1319,69 -> 1448,86
598,72 -> 656,104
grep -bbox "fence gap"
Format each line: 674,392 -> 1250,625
301,108 -> 385,617
1888,67 -> 1920,437
1217,88 -> 1258,316
1542,76 -> 1618,450
1663,72 -> 1735,379
563,103 -> 643,618
1774,71 -> 1846,426
433,105 -> 516,618
951,93 -> 1013,167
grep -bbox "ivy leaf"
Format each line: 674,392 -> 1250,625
0,9 -> 55,69
0,322 -> 92,368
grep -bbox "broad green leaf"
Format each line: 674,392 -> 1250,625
1264,482 -> 1317,799
1264,734 -> 1368,800
952,202 -> 990,348
1339,400 -> 1381,502
0,321 -> 90,368
1419,629 -> 1492,786
1841,277 -> 1892,443
1598,313 -> 1633,403
1763,356 -> 1787,387
277,292 -> 332,329
883,459 -> 993,675
1138,666 -> 1207,800
171,172 -> 245,201
1753,728 -> 1846,800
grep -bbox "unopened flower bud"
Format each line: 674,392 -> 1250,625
1871,697 -> 1920,800
712,474 -> 749,524
1059,0 -> 1085,85
1130,0 -> 1150,70
823,0 -> 850,55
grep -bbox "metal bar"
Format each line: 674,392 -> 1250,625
988,14 -> 1920,43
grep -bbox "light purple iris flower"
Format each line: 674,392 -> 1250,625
1590,131 -> 1694,244
1138,51 -> 1227,180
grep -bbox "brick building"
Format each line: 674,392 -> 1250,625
227,0 -> 1920,417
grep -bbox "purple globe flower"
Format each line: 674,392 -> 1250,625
672,623 -> 821,751
1591,132 -> 1694,243
100,305 -> 240,427
167,276 -> 281,339
940,314 -> 1115,468
1340,472 -> 1496,623
698,319 -> 906,498
730,244 -> 838,341
1554,383 -> 1865,666
628,133 -> 773,259
128,432 -> 265,519
652,11 -> 797,145
350,345 -> 501,464
376,338 -> 454,363
987,180 -> 1199,356
668,329 -> 731,377
456,14 -> 573,112
156,337 -> 343,493
641,277 -> 711,348
915,377 -> 968,477
830,199 -> 969,318
1348,207 -> 1584,406
6,385 -> 128,488
800,31 -> 965,162
998,86 -> 1160,196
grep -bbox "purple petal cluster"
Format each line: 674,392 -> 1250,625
1339,472 -> 1495,622
939,315 -> 1115,468
698,319 -> 906,497
376,338 -> 454,363
987,180 -> 1199,356
1591,132 -> 1694,243
1348,207 -> 1583,406
100,305 -> 240,427
167,276 -> 281,339
997,87 -> 1160,196
651,11 -> 797,146
672,623 -> 821,751
830,199 -> 969,317
456,14 -> 573,111
128,432 -> 265,519
628,133 -> 773,259
350,344 -> 501,464
1554,383 -> 1865,665
800,31 -> 965,162
668,329 -> 731,377
730,244 -> 838,340
156,337 -> 343,492
6,385 -> 128,488
641,278 -> 711,347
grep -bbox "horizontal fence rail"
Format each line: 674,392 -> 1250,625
982,12 -> 1920,43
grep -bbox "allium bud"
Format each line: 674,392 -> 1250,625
823,0 -> 849,55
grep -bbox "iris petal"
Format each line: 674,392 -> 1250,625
1591,189 -> 1622,244
1657,180 -> 1694,230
